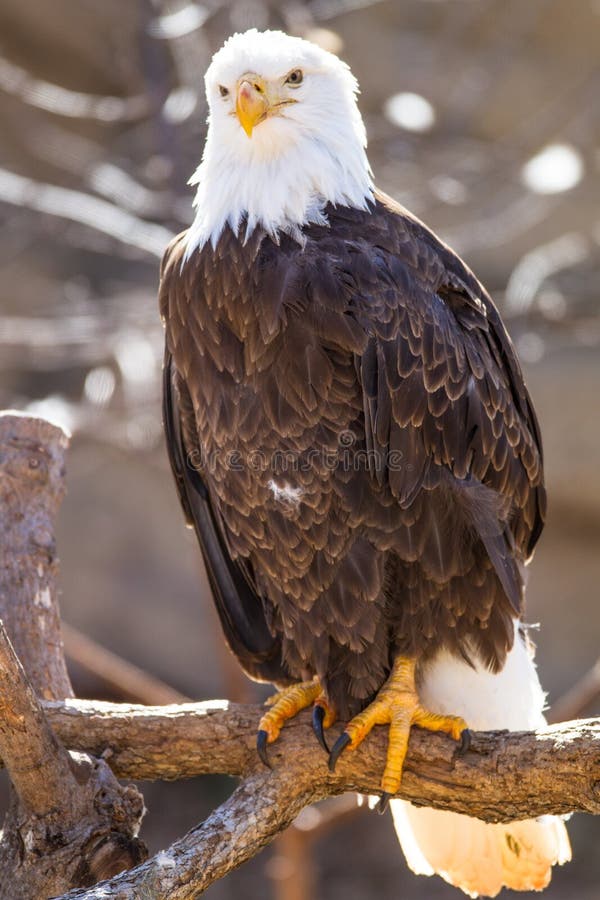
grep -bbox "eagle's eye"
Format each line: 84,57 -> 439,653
285,69 -> 303,86
218,85 -> 229,98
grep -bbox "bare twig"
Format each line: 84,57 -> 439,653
268,796 -> 363,900
0,169 -> 173,258
293,795 -> 362,842
62,621 -> 189,705
268,826 -> 318,900
549,658 -> 600,723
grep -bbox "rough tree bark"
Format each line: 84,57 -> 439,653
22,699 -> 600,821
0,412 -> 598,900
50,707 -> 600,899
0,413 -> 146,899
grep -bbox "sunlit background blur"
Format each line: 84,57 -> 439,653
1,1 -> 599,897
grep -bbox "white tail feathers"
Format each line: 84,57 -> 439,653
391,805 -> 571,898
391,624 -> 571,897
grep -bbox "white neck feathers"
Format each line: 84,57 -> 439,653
184,112 -> 373,258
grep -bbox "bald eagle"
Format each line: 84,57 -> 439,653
159,29 -> 570,896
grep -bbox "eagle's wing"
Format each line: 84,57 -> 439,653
349,194 -> 545,612
161,325 -> 288,687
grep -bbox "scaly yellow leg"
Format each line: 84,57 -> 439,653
257,678 -> 336,766
328,656 -> 470,811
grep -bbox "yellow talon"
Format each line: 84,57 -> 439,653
329,656 -> 468,798
258,678 -> 322,744
313,694 -> 337,729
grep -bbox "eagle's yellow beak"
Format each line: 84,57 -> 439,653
235,74 -> 295,138
235,75 -> 270,138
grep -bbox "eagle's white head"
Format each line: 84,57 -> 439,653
185,29 -> 373,257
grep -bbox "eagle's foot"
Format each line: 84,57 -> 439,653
328,656 -> 469,808
257,678 -> 334,767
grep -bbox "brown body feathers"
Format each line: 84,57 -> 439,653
159,191 -> 544,717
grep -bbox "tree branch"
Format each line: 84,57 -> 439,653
33,698 -> 600,821
549,658 -> 600,723
44,696 -> 599,899
0,411 -> 72,698
60,770 -> 316,900
61,621 -> 190,705
0,623 -> 82,817
0,412 -> 146,899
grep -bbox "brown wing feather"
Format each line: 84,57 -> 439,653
160,244 -> 290,686
347,192 -> 544,609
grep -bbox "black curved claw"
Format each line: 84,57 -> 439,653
256,730 -> 272,769
328,732 -> 351,772
312,705 -> 330,754
376,792 -> 391,815
457,728 -> 473,756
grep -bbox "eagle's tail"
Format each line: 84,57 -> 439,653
390,624 -> 571,897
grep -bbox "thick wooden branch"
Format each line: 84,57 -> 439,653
37,698 -> 600,821
45,697 -> 599,900
0,624 -> 82,817
0,413 -> 146,899
61,771 -> 314,900
0,411 -> 72,698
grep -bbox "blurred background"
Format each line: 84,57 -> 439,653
0,0 -> 599,897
